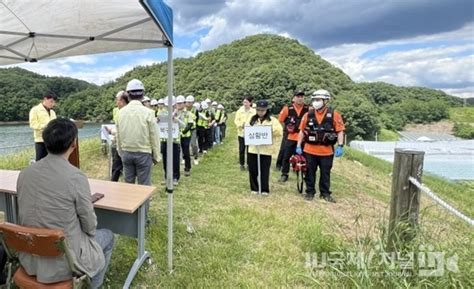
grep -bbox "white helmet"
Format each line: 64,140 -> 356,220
185,95 -> 194,102
126,79 -> 144,91
176,95 -> 185,103
164,96 -> 176,106
201,101 -> 209,109
193,102 -> 201,109
217,104 -> 224,109
141,96 -> 151,103
150,99 -> 158,106
205,98 -> 211,103
157,98 -> 165,105
311,89 -> 331,99
115,90 -> 125,99
211,101 -> 218,106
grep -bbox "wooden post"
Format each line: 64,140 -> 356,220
387,149 -> 424,251
68,120 -> 83,168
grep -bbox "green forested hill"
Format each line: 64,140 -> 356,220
0,67 -> 96,121
0,34 -> 464,140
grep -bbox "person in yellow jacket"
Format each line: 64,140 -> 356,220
234,96 -> 255,171
246,100 -> 283,195
29,92 -> 57,161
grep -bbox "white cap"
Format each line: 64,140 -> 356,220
205,98 -> 211,103
311,89 -> 331,99
201,101 -> 209,109
141,96 -> 151,103
176,95 -> 185,103
185,95 -> 194,102
217,104 -> 224,109
211,101 -> 218,106
157,98 -> 165,104
126,79 -> 144,91
164,96 -> 176,106
193,102 -> 201,109
115,90 -> 125,99
150,99 -> 158,106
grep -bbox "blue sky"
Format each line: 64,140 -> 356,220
13,0 -> 474,98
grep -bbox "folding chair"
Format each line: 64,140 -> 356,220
0,222 -> 90,289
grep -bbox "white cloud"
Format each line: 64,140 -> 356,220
318,26 -> 474,98
15,58 -> 157,84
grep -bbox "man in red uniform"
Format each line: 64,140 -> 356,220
296,89 -> 345,202
278,90 -> 309,182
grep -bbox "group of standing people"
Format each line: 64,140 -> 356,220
109,79 -> 228,188
236,89 -> 345,202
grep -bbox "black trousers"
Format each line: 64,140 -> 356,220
281,140 -> 298,176
276,130 -> 288,168
181,137 -> 191,172
304,153 -> 334,197
206,128 -> 213,149
35,142 -> 48,161
197,126 -> 207,152
248,153 -> 271,193
238,136 -> 247,166
219,123 -> 226,140
111,147 -> 123,182
161,142 -> 181,181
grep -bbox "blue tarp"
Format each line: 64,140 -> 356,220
142,0 -> 174,45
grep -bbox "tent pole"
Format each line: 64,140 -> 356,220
166,45 -> 174,273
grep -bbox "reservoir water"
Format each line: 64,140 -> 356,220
0,123 -> 102,156
350,140 -> 474,181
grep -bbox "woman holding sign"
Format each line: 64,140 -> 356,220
246,100 -> 283,195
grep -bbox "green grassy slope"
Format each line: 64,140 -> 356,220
1,122 -> 472,288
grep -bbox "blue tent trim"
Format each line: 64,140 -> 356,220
141,0 -> 173,46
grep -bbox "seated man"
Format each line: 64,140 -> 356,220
17,118 -> 114,288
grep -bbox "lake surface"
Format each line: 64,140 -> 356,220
0,123 -> 102,156
350,140 -> 474,181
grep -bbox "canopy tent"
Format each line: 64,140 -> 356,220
0,0 -> 173,63
0,0 -> 176,285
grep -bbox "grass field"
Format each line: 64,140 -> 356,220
1,121 -> 473,288
449,107 -> 474,123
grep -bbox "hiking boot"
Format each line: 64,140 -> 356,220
279,175 -> 288,182
194,159 -> 199,165
321,195 -> 336,203
173,179 -> 179,186
261,192 -> 269,196
304,194 -> 314,201
184,171 -> 191,177
251,191 -> 258,194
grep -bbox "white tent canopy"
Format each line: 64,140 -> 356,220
0,0 -> 173,64
1,0 -> 176,286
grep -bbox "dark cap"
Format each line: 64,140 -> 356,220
294,90 -> 305,96
256,100 -> 269,109
43,91 -> 58,100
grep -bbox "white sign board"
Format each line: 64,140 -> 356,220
101,124 -> 115,144
158,122 -> 180,139
244,125 -> 273,145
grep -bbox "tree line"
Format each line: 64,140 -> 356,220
0,34 -> 466,140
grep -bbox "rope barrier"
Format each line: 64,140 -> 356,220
409,177 -> 474,227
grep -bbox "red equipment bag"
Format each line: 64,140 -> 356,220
289,154 -> 306,193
